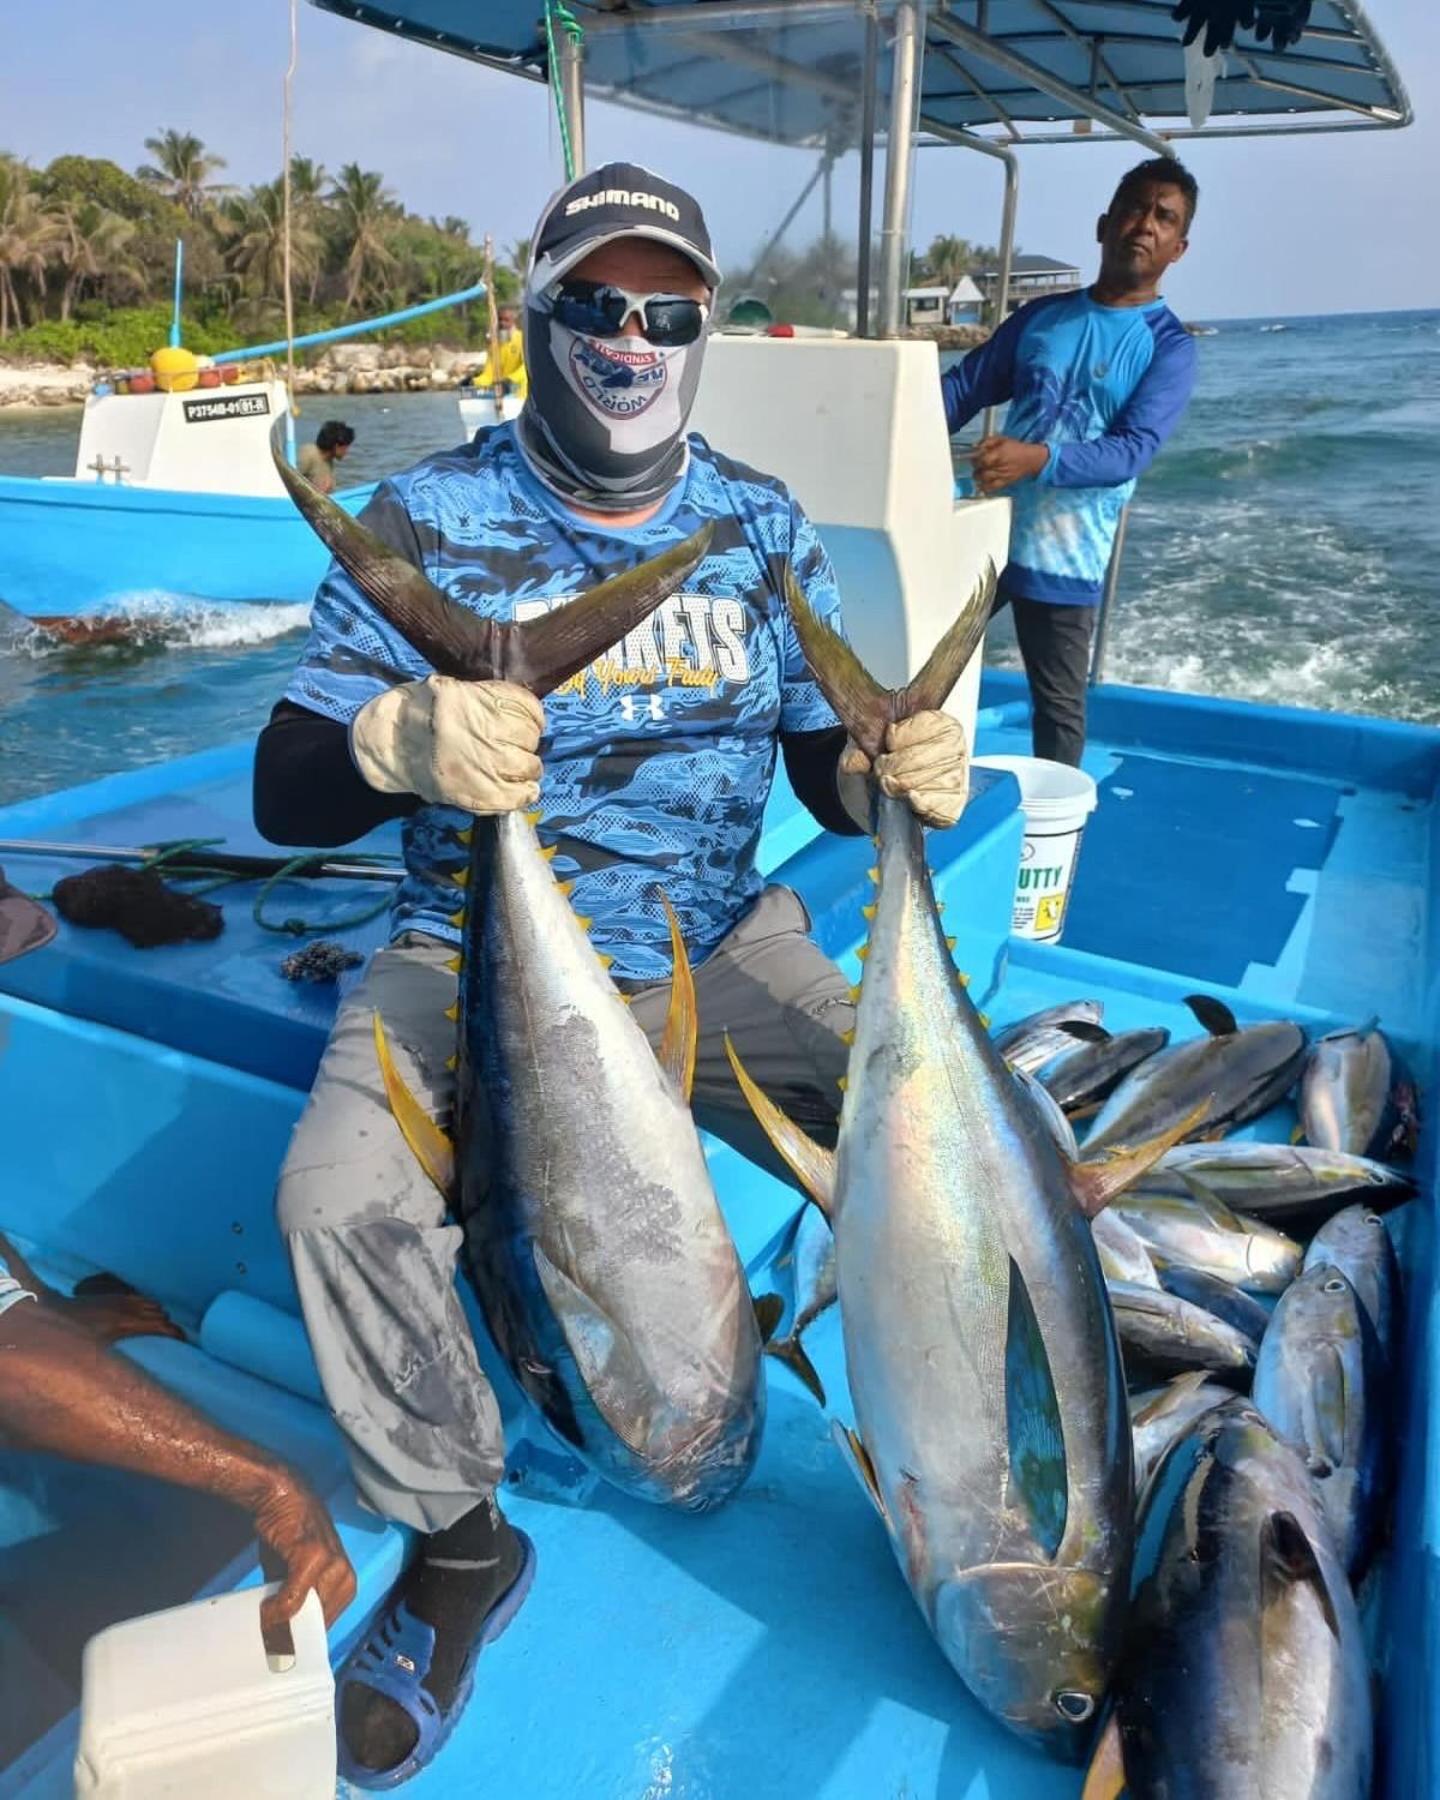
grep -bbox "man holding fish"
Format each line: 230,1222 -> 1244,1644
255,165 -> 972,1787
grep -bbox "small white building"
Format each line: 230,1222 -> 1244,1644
974,253 -> 1083,319
947,275 -> 985,326
903,286 -> 951,328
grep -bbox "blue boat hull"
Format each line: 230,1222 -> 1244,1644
0,676 -> 1436,1796
0,476 -> 377,617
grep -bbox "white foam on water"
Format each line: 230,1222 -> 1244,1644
26,593 -> 311,652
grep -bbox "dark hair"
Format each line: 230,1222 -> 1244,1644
315,420 -> 356,453
1112,157 -> 1199,230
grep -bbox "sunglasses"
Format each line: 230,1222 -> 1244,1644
549,280 -> 710,348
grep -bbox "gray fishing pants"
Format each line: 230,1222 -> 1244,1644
277,884 -> 853,1533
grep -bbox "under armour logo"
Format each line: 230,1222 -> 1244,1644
619,694 -> 667,723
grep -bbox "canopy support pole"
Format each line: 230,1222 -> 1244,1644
878,0 -> 923,337
556,25 -> 587,174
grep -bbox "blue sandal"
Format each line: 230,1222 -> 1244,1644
336,1530 -> 537,1791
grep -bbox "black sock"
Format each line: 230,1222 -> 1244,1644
342,1496 -> 525,1774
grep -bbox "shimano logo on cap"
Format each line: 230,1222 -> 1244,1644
565,190 -> 682,222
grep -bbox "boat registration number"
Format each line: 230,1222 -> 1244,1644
183,393 -> 271,423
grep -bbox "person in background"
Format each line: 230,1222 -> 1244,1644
254,161 -> 970,1787
942,157 -> 1199,765
297,420 -> 356,495
462,304 -> 528,400
0,877 -> 356,1644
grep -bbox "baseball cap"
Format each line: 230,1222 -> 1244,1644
528,162 -> 721,295
0,868 -> 55,965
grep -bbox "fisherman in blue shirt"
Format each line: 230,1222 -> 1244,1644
943,157 -> 1199,764
255,164 -> 971,1788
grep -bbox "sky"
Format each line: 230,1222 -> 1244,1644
1,0 -> 1436,321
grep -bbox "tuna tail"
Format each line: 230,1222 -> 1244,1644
765,1332 -> 828,1407
272,436 -> 713,694
1069,1099 -> 1213,1219
782,561 -> 996,759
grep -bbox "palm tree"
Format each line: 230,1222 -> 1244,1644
328,163 -> 398,311
0,156 -> 57,337
217,180 -> 319,305
53,200 -> 142,319
506,236 -> 532,281
921,233 -> 973,292
137,128 -> 229,216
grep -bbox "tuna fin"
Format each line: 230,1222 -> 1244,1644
1260,1510 -> 1342,1640
1003,1257 -> 1068,1559
782,561 -> 995,757
1069,1100 -> 1213,1218
273,435 -> 712,693
1290,1120 -> 1306,1145
752,1291 -> 785,1345
1058,1019 -> 1110,1045
1080,1713 -> 1127,1800
372,1012 -> 454,1196
657,891 -> 698,1102
1184,994 -> 1239,1037
831,1419 -> 887,1520
1130,1368 -> 1212,1429
766,1333 -> 828,1407
532,1242 -> 651,1456
723,1034 -> 837,1218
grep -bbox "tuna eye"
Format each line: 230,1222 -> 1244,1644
1323,1277 -> 1347,1294
1054,1691 -> 1096,1723
1364,1213 -> 1383,1227
1309,1457 -> 1334,1478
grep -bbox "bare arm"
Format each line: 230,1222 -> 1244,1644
0,1301 -> 354,1633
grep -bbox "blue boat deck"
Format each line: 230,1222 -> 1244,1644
1,673 -> 1437,1798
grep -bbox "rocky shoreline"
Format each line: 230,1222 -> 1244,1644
0,343 -> 506,410
0,326 -> 996,410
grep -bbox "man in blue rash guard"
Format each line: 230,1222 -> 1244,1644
943,157 -> 1199,765
253,164 -> 973,1788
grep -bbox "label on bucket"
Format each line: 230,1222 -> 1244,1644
1012,826 -> 1086,943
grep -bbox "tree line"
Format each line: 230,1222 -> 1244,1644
0,129 -> 525,362
728,230 -> 1006,330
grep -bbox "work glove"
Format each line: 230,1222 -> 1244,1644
350,675 -> 544,815
840,710 -> 971,832
1254,0 -> 1310,49
1170,0 -> 1255,56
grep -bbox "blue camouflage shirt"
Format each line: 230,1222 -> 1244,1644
0,1246 -> 36,1318
286,425 -> 844,982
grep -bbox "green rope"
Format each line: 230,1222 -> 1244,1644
544,0 -> 585,182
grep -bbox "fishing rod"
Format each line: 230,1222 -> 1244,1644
0,839 -> 405,884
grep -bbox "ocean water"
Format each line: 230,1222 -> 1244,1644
0,312 -> 1436,809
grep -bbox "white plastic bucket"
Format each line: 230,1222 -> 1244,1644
975,755 -> 1098,944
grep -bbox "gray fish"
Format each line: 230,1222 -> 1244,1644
1106,1280 -> 1258,1384
1090,1400 -> 1372,1799
1158,1140 -> 1417,1229
1128,1372 -> 1230,1495
1015,1065 -> 1080,1161
993,1001 -> 1107,1076
761,1200 -> 836,1406
1300,1021 -> 1417,1161
1111,1185 -> 1299,1295
1092,1209 -> 1160,1289
1252,1263 -> 1388,1578
277,446 -> 767,1511
1084,995 -> 1306,1156
1155,1265 -> 1272,1345
1040,1026 -> 1171,1116
729,571 -> 1198,1760
1302,1204 -> 1401,1368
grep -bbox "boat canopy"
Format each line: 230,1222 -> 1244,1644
309,0 -> 1412,144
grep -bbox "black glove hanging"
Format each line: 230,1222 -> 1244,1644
1171,0 -> 1256,56
1254,0 -> 1311,50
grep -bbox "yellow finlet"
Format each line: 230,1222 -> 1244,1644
449,909 -> 467,929
837,1075 -> 848,1093
597,952 -> 615,970
861,903 -> 876,922
524,808 -> 543,827
540,844 -> 560,862
446,955 -> 463,975
945,935 -> 957,952
855,945 -> 868,962
444,1002 -> 459,1024
445,1054 -> 458,1072
455,826 -> 473,847
978,1011 -> 991,1028
557,880 -> 576,898
866,866 -> 880,885
657,892 -> 699,1102
956,969 -> 970,987
840,1028 -> 855,1047
373,1013 -> 454,1196
848,984 -> 862,1004
724,1033 -> 836,1216
574,914 -> 593,933
450,868 -> 469,890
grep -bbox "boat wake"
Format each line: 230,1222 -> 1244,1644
1,593 -> 312,654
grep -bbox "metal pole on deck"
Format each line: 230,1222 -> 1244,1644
856,5 -> 879,338
878,0 -> 922,338
1089,503 -> 1129,685
557,26 -> 587,175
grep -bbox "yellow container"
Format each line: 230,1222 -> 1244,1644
150,346 -> 200,393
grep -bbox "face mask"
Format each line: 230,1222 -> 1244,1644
517,299 -> 709,512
